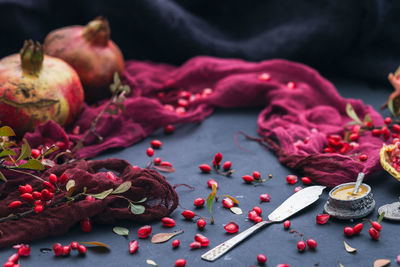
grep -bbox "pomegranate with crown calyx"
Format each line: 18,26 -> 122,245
0,40 -> 84,134
44,16 -> 124,102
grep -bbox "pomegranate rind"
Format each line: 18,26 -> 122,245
380,144 -> 400,181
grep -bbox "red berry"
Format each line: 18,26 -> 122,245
277,265 -> 291,267
24,184 -> 33,194
369,227 -> 380,240
344,226 -> 354,236
194,233 -> 209,246
62,245 -> 71,256
372,129 -> 381,137
161,217 -> 176,227
197,219 -> 206,229
242,175 -> 254,183
297,241 -> 306,252
175,259 -> 186,267
31,148 -> 41,159
199,164 -> 212,173
213,152 -> 223,165
34,204 -> 44,214
259,193 -> 271,202
222,161 -> 232,170
359,154 -> 368,162
283,220 -> 291,229
154,157 -> 162,165
20,193 -> 33,202
138,225 -> 152,238
207,179 -> 218,189
257,254 -> 267,264
150,140 -> 162,149
146,147 -> 154,157
287,81 -> 296,89
53,243 -> 63,256
286,175 -> 298,184
3,262 -> 14,267
164,125 -> 175,134
18,186 -> 27,195
172,239 -> 180,249
382,126 -> 391,140
179,91 -> 191,99
384,117 -> 392,125
252,171 -> 261,180
77,244 -> 87,255
160,161 -> 173,167
349,133 -> 359,141
49,173 -> 58,184
307,239 -> 317,249
294,187 -> 303,193
224,222 -> 239,234
85,195 -> 96,202
316,214 -> 330,224
9,201 -> 22,209
59,174 -> 68,184
301,177 -> 312,185
393,124 -> 400,133
258,73 -> 271,81
189,241 -> 202,249
42,181 -> 55,191
353,223 -> 363,234
17,244 -> 30,256
248,210 -> 259,221
253,206 -> 262,215
129,240 -> 139,254
222,198 -> 234,208
8,253 -> 19,262
371,221 -> 382,231
70,241 -> 79,250
41,189 -> 53,201
194,197 -> 205,207
254,216 -> 263,223
181,210 -> 195,220
80,217 -> 92,232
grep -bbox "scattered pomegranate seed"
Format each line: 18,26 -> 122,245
31,148 -> 41,159
146,147 -> 154,157
138,225 -> 152,238
294,187 -> 303,193
154,157 -> 162,165
287,81 -> 296,89
242,175 -> 254,183
224,222 -> 239,234
62,246 -> 71,256
222,161 -> 232,170
213,152 -> 223,165
359,154 -> 368,161
254,217 -> 263,223
174,259 -> 187,267
248,211 -> 258,221
283,220 -> 291,229
349,133 -> 359,141
207,179 -> 218,189
129,240 -> 139,254
369,227 -> 380,240
194,197 -> 205,207
301,177 -> 312,185
199,164 -> 212,173
181,210 -> 195,220
189,241 -> 202,249
252,171 -> 261,180
194,234 -> 209,246
161,217 -> 176,227
172,239 -> 180,249
384,117 -> 392,125
222,198 -> 234,208
286,175 -> 298,184
16,244 -> 30,257
53,243 -> 63,256
257,254 -> 267,264
8,253 -> 19,262
276,264 -> 291,267
150,140 -> 162,149
382,126 -> 391,140
259,193 -> 271,202
353,223 -> 363,234
344,227 -> 354,236
77,244 -> 87,255
164,125 -> 175,134
393,124 -> 400,133
253,206 -> 262,215
316,214 -> 330,224
258,73 -> 271,81
306,239 -> 317,249
371,221 -> 382,231
49,173 -> 58,184
70,241 -> 79,250
297,241 -> 306,252
9,201 -> 22,209
197,219 -> 206,229
3,262 -> 14,267
80,217 -> 92,232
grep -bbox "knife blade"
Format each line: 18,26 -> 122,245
201,185 -> 326,262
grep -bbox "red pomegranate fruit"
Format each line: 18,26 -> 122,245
0,40 -> 84,134
44,17 -> 124,102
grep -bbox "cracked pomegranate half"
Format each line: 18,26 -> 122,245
380,142 -> 400,181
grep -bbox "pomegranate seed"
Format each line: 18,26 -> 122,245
129,240 -> 139,254
353,223 -> 363,234
31,148 -> 41,159
213,152 -> 222,165
283,220 -> 291,229
254,216 -> 263,223
277,264 -> 291,267
359,154 -> 368,161
70,241 -> 79,250
294,186 -> 303,193
286,175 -> 298,184
194,233 -> 209,246
77,244 -> 87,255
194,197 -> 205,207
372,129 -> 381,137
343,227 -> 354,237
258,73 -> 271,81
393,124 -> 400,133
3,262 -> 14,267
307,239 -> 317,249
301,177 -> 312,185
224,222 -> 239,234
242,175 -> 254,183
49,173 -> 58,184
164,104 -> 174,111
9,201 -> 22,209
253,206 -> 262,215
150,140 -> 162,149
53,243 -> 63,256
222,198 -> 234,208
371,221 -> 382,231
85,195 -> 96,202
146,147 -> 154,157
59,174 -> 68,184
248,210 -> 259,221
349,133 -> 359,141
164,125 -> 175,134
222,161 -> 232,170
179,91 -> 191,99
207,179 -> 218,189
62,245 -> 71,256
384,117 -> 392,125
287,81 -> 296,89
34,204 -> 44,214
80,217 -> 92,232
382,126 -> 391,140
174,259 -> 186,267
172,239 -> 180,249
17,244 -> 30,256
252,171 -> 261,180
106,171 -> 117,181
160,161 -> 173,167
161,217 -> 176,227
189,241 -> 202,249
197,219 -> 206,229
8,253 -> 19,262
21,193 -> 33,202
176,106 -> 186,114
138,225 -> 152,238
177,99 -> 189,108
257,254 -> 267,264
316,214 -> 330,224
154,157 -> 162,165
259,193 -> 271,202
297,241 -> 306,252
181,210 -> 195,220
72,125 -> 80,135
199,164 -> 212,173
369,227 -> 380,240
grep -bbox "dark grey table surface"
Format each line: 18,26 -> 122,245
1,78 -> 399,267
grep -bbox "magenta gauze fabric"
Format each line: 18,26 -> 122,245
25,56 -> 385,188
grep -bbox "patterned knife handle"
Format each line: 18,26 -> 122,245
201,220 -> 274,262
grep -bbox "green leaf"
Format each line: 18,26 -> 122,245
135,197 -> 147,203
18,159 -> 45,170
17,139 -> 31,161
363,114 -> 372,123
230,207 -> 243,215
112,181 -> 131,194
0,126 -> 15,137
206,184 -> 217,224
42,145 -> 59,157
112,226 -> 129,236
345,103 -> 362,124
0,171 -> 7,183
388,98 -> 396,117
130,203 -> 145,215
90,188 -> 114,200
219,194 -> 239,205
66,179 -> 75,191
0,149 -> 17,158
377,211 -> 385,223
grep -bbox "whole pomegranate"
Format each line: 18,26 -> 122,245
44,17 -> 124,102
0,40 -> 84,134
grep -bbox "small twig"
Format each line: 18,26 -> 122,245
4,167 -> 45,182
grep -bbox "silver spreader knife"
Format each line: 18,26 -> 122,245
201,185 -> 326,262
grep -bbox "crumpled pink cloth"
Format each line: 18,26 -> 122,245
25,56 -> 385,188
